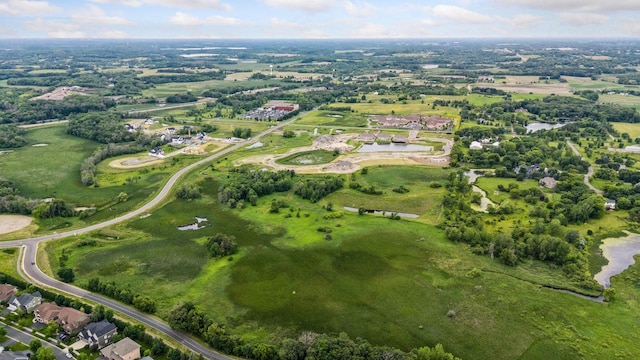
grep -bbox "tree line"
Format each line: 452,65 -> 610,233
167,302 -> 459,360
0,124 -> 27,148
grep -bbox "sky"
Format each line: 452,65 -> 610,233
1,0 -> 640,39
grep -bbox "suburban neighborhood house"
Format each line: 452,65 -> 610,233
7,291 -> 41,313
78,319 -> 118,349
34,302 -> 91,334
100,337 -> 141,360
0,284 -> 17,303
0,348 -> 30,360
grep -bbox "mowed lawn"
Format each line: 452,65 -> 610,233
0,125 -> 99,201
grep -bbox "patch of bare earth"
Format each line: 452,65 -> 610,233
109,156 -> 164,169
0,215 -> 32,235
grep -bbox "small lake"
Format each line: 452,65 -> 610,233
526,122 -> 570,133
594,233 -> 640,288
358,143 -> 433,153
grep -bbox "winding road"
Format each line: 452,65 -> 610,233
0,116 -> 298,359
567,141 -> 604,195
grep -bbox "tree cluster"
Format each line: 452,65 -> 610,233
0,180 -> 39,215
166,93 -> 197,104
0,124 -> 27,148
176,184 -> 203,200
293,176 -> 344,202
218,168 -> 295,208
206,233 -> 238,258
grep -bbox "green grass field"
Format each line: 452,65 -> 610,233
611,122 -> 640,139
43,172 -> 640,359
328,100 -> 459,119
0,124 -> 205,232
295,110 -> 368,127
276,149 -> 337,165
475,177 -> 541,203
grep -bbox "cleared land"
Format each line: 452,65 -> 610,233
0,215 -> 32,235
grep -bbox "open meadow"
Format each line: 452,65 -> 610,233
37,161 -> 640,360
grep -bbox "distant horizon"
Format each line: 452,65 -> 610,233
2,0 -> 640,39
1,37 -> 639,42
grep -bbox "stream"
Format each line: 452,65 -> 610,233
463,170 -> 496,212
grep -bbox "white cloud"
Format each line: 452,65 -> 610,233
263,0 -> 336,12
268,17 -> 327,38
343,1 -> 378,18
169,12 -> 242,26
100,30 -> 129,38
169,12 -> 205,25
558,13 -> 609,26
617,18 -> 640,36
71,5 -> 132,25
498,14 -> 542,29
350,22 -> 389,38
495,0 -> 640,13
24,18 -> 85,37
0,0 -> 60,16
425,5 -> 493,24
91,0 -> 232,11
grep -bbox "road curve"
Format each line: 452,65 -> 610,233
567,141 -> 604,195
2,116 -> 298,359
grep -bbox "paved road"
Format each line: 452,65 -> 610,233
567,141 -> 604,195
2,323 -> 69,360
1,115 -> 299,359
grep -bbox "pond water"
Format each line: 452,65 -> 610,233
246,142 -> 264,149
526,122 -> 570,133
594,233 -> 640,288
358,143 -> 433,153
343,207 -> 419,218
177,216 -> 209,231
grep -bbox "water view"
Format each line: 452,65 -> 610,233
594,233 -> 640,288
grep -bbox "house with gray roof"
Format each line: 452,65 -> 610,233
7,291 -> 41,313
79,319 -> 118,349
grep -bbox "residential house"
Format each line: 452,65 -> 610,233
100,337 -> 141,360
391,135 -> 408,144
469,141 -> 483,150
124,124 -> 134,132
0,284 -> 17,303
605,199 -> 617,211
78,319 -> 118,349
539,177 -> 557,189
7,291 -> 41,313
358,133 -> 376,144
148,148 -> 164,157
0,349 -> 30,360
166,127 -> 176,135
34,302 -> 91,334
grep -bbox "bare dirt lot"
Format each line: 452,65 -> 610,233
475,75 -> 572,95
0,215 -> 32,235
109,156 -> 164,169
30,86 -> 92,101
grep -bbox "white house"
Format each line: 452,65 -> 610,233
469,141 -> 483,150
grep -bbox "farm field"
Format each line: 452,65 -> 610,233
611,122 -> 640,139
